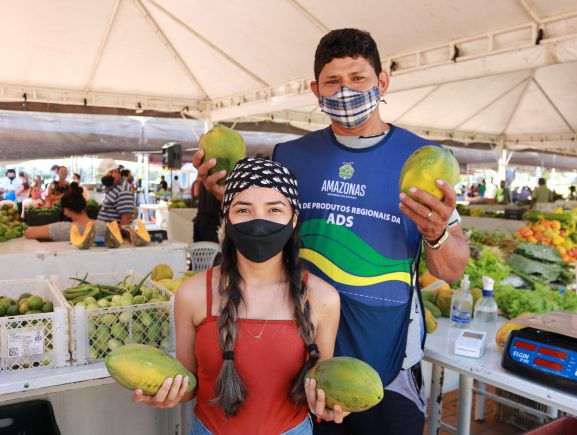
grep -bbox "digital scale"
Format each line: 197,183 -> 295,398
501,311 -> 577,393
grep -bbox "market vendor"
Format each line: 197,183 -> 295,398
96,158 -> 135,226
44,166 -> 70,207
23,183 -> 105,241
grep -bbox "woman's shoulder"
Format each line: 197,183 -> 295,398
175,268 -> 216,325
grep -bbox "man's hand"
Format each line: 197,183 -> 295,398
305,377 -> 349,424
132,375 -> 189,408
192,149 -> 226,202
399,179 -> 456,242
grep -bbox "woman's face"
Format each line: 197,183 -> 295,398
30,187 -> 41,199
228,187 -> 295,226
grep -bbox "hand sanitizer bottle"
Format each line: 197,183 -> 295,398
450,274 -> 473,328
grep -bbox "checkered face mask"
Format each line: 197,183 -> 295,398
319,85 -> 381,129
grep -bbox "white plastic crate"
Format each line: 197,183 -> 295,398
0,277 -> 69,371
51,272 -> 175,365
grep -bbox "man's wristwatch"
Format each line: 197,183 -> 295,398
423,226 -> 450,250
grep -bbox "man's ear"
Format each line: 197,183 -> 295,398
310,80 -> 319,98
378,71 -> 389,96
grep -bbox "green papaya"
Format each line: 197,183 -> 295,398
399,146 -> 460,201
199,124 -> 246,184
421,291 -> 437,304
423,300 -> 441,318
105,343 -> 196,395
306,357 -> 383,412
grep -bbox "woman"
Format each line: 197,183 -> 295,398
15,171 -> 30,215
23,182 -> 105,241
21,184 -> 44,218
133,158 -> 343,434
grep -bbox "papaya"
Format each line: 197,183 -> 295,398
305,357 -> 383,412
199,124 -> 246,184
421,290 -> 437,304
151,264 -> 173,281
423,300 -> 441,318
435,288 -> 454,317
129,220 -> 150,246
399,146 -> 460,201
105,343 -> 196,395
471,287 -> 482,308
70,221 -> 96,249
419,270 -> 439,288
495,313 -> 533,352
105,221 -> 123,248
424,308 -> 438,333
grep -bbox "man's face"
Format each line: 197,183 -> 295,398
6,171 -> 15,180
58,168 -> 68,180
311,56 -> 388,98
108,168 -> 121,182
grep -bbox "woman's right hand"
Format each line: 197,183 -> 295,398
132,375 -> 190,408
192,148 -> 226,202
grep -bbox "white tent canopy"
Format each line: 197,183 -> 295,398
1,0 -> 577,154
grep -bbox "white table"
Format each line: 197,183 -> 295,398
0,239 -> 188,280
425,318 -> 577,434
460,216 -> 524,234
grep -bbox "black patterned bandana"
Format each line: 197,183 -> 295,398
223,157 -> 300,215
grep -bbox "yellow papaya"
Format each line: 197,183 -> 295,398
425,308 -> 438,333
495,313 -> 533,352
306,357 -> 383,412
435,288 -> 454,317
105,343 -> 196,395
399,146 -> 460,201
199,124 -> 246,184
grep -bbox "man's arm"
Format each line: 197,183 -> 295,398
399,179 -> 469,284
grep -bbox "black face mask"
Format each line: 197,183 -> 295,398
7,175 -> 15,181
225,218 -> 294,263
101,175 -> 115,187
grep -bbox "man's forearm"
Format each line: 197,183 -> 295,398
424,226 -> 469,284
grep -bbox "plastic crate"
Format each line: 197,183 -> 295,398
0,399 -> 61,435
24,209 -> 63,226
495,388 -> 551,432
525,416 -> 577,434
0,277 -> 69,372
51,272 -> 175,365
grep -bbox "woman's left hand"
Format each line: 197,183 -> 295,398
305,377 -> 350,424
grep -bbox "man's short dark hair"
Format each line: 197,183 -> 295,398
314,28 -> 382,81
538,178 -> 546,185
120,169 -> 130,177
58,166 -> 67,171
6,169 -> 15,175
50,164 -> 59,172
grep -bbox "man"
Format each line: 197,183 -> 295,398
171,175 -> 183,196
97,158 -> 135,225
496,180 -> 511,204
192,182 -> 221,243
531,177 -> 552,208
194,28 -> 469,434
0,169 -> 21,201
158,175 -> 168,192
45,166 -> 70,207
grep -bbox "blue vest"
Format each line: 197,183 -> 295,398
274,125 -> 437,385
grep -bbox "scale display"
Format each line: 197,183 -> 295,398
502,327 -> 577,393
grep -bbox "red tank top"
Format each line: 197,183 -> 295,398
194,269 -> 308,435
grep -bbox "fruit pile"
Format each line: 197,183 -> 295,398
62,273 -> 172,360
514,209 -> 577,263
0,293 -> 54,317
0,205 -> 27,242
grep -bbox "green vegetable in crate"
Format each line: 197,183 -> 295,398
306,357 -> 383,412
105,343 -> 196,395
